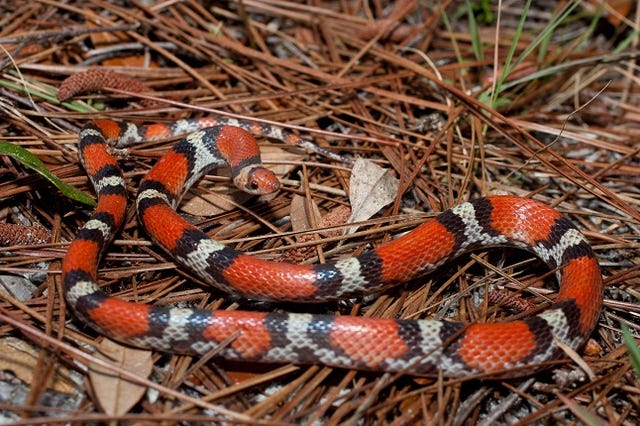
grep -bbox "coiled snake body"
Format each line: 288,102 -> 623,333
62,118 -> 603,377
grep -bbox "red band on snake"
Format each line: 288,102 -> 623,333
62,118 -> 603,378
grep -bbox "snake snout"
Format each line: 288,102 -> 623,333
239,166 -> 280,195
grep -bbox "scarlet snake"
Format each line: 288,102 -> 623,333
61,118 -> 603,378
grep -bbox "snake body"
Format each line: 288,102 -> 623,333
62,118 -> 603,377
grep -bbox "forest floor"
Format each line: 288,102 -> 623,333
0,1 -> 638,425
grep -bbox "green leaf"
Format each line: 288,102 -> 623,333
0,141 -> 96,207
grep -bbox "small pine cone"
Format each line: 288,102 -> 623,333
58,69 -> 156,106
0,223 -> 51,247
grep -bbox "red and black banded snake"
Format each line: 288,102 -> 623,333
61,117 -> 603,378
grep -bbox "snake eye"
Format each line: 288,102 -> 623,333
248,180 -> 260,191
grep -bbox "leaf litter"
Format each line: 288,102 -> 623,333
0,1 -> 638,424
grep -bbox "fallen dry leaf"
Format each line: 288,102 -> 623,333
0,337 -> 78,394
88,338 -> 153,415
279,178 -> 322,263
289,193 -> 323,235
281,191 -> 351,263
346,158 -> 399,234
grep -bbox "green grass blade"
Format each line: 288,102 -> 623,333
0,74 -> 97,113
465,0 -> 484,62
489,0 -> 581,106
0,141 -> 96,207
440,7 -> 465,74
515,1 -> 581,66
622,323 -> 640,378
489,0 -> 532,107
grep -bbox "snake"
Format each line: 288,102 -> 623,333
61,117 -> 603,378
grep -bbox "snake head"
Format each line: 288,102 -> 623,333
234,166 -> 280,195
